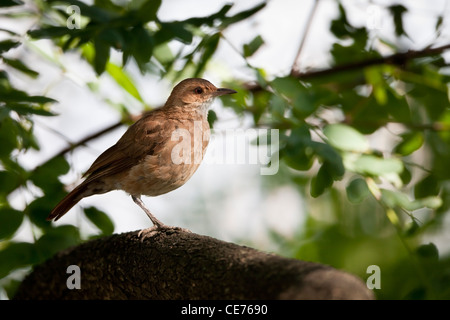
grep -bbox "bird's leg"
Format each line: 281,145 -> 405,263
132,195 -> 166,229
131,195 -> 191,240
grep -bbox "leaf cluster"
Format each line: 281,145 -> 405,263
29,0 -> 265,77
0,0 -> 266,298
221,2 -> 450,298
1,0 -> 450,300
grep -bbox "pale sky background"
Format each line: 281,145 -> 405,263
3,0 -> 450,253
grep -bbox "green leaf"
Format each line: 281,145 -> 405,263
346,178 -> 370,204
35,225 -> 81,260
243,35 -> 264,57
135,0 -> 161,23
381,189 -> 442,211
324,124 -> 369,152
84,207 -> 115,235
415,174 -> 439,198
272,76 -> 302,98
153,43 -> 174,65
400,165 -> 412,185
30,156 -> 70,191
330,25 -> 371,65
2,278 -> 22,299
2,58 -> 39,78
0,242 -> 37,279
0,170 -> 22,195
0,208 -> 23,239
283,130 -> 344,179
0,40 -> 20,53
130,26 -> 154,72
0,86 -> 56,104
404,220 -> 420,237
0,0 -> 24,7
28,26 -> 75,39
96,27 -> 124,48
156,22 -> 193,44
416,243 -> 439,261
106,63 -> 143,102
385,89 -> 411,123
25,197 -> 54,229
282,126 -> 314,171
15,119 -> 39,151
250,88 -> 270,124
330,3 -> 350,39
411,84 -> 450,121
380,189 -> 407,209
353,154 -> 403,176
419,196 -> 443,209
271,77 -> 317,118
310,162 -> 333,198
183,4 -> 232,27
292,90 -> 317,118
283,150 -> 314,171
268,94 -> 288,120
194,33 -> 220,77
435,15 -> 444,32
207,109 -> 218,128
0,28 -> 20,37
0,117 -> 19,157
395,132 -> 424,156
6,103 -> 56,117
221,2 -> 266,28
93,37 -> 110,75
311,142 -> 345,179
53,0 -> 113,23
388,4 -> 409,38
364,66 -> 385,103
342,93 -> 388,134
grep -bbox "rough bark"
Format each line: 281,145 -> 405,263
13,229 -> 374,300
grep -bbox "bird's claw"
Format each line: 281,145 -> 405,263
138,225 -> 191,241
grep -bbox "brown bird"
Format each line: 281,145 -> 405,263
47,78 -> 236,236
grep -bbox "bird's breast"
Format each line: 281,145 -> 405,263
121,119 -> 210,196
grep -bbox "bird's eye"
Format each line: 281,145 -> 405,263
194,87 -> 203,94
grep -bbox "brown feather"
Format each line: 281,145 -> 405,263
82,110 -> 168,180
47,78 -> 236,222
47,110 -> 174,221
47,183 -> 88,221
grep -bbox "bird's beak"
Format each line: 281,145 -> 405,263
213,88 -> 237,96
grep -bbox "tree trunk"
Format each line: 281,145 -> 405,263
13,229 -> 374,300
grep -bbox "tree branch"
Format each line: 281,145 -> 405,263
246,43 -> 450,91
13,230 -> 374,300
53,121 -> 124,159
290,0 -> 320,75
291,43 -> 450,79
46,43 -> 450,164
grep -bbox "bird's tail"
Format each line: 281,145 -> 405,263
47,183 -> 88,221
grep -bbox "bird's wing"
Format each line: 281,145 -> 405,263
83,111 -> 171,181
47,112 -> 171,222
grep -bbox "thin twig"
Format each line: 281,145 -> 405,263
46,42 -> 450,164
51,121 -> 124,159
243,42 -> 450,93
292,43 -> 450,79
290,0 -> 320,75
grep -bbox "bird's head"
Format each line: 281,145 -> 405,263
164,78 -> 236,115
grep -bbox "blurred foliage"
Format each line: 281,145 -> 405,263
0,0 -> 265,298
1,0 -> 450,300
222,2 -> 450,299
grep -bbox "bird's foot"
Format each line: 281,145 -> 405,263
138,224 -> 191,241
